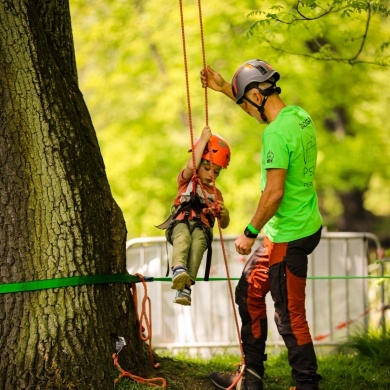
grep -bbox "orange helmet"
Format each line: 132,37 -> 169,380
192,134 -> 231,168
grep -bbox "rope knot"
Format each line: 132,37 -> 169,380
208,201 -> 222,219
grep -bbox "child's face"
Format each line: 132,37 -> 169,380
198,162 -> 222,186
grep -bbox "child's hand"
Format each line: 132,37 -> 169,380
209,201 -> 221,219
217,201 -> 229,220
209,200 -> 225,218
209,200 -> 230,228
200,125 -> 212,143
215,200 -> 230,229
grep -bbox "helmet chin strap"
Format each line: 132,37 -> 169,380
242,84 -> 281,124
242,94 -> 269,123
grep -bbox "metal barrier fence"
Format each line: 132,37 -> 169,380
126,232 -> 387,357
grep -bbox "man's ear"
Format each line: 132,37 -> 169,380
253,89 -> 263,104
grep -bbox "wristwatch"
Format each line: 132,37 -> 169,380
244,226 -> 258,239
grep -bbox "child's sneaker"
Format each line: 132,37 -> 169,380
171,266 -> 191,290
173,287 -> 191,306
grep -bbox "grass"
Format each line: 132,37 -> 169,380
114,331 -> 390,390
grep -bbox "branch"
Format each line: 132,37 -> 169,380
267,0 -> 336,25
265,37 -> 390,67
295,0 -> 335,21
249,0 -> 388,65
347,1 -> 371,63
247,2 -> 336,26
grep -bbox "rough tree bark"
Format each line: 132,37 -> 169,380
0,1 -> 149,389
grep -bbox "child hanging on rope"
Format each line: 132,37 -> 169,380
160,125 -> 231,306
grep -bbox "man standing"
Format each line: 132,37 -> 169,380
201,60 -> 322,390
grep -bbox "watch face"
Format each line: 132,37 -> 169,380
244,227 -> 258,238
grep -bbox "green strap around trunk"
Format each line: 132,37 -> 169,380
3,274 -> 386,294
0,274 -> 154,294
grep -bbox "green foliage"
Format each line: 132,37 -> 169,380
347,330 -> 390,365
246,0 -> 390,64
320,331 -> 390,389
70,0 -> 390,238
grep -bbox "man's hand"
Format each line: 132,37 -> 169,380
200,65 -> 227,92
235,234 -> 256,256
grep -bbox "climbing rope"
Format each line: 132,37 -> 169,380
196,1 -> 246,380
112,353 -> 166,388
113,274 -> 166,388
178,1 -> 246,386
178,0 -> 216,209
197,0 -> 209,127
178,0 -> 218,213
178,0 -> 196,176
132,273 -> 160,369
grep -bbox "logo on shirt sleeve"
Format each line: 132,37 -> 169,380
267,150 -> 274,163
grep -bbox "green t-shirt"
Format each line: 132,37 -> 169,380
261,105 -> 322,242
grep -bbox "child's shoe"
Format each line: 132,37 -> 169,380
173,287 -> 191,306
171,266 -> 191,290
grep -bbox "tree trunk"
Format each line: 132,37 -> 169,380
0,1 -> 149,388
337,188 -> 376,232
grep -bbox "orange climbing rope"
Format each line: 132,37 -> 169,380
112,353 -> 166,388
112,274 -> 166,388
197,0 -> 209,127
178,1 -> 246,387
178,0 -> 217,212
132,273 -> 160,369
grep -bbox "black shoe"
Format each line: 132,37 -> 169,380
209,369 -> 242,389
209,367 -> 263,390
244,368 -> 263,390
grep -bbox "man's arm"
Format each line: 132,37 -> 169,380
235,168 -> 286,255
250,168 -> 286,230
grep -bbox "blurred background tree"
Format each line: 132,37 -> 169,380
70,0 -> 390,245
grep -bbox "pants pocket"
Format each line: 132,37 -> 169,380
269,261 -> 287,315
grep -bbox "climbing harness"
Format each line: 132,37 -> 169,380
157,175 -> 215,280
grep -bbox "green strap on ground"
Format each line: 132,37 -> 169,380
0,274 -> 153,294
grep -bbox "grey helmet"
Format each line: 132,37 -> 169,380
231,59 -> 280,104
